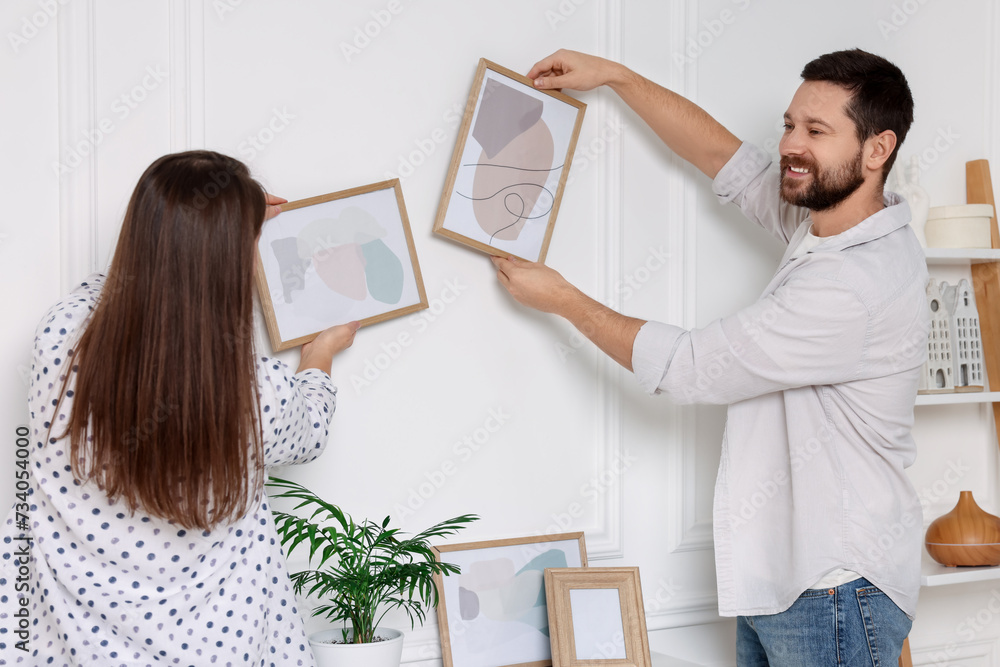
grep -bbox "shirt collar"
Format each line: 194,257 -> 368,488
805,191 -> 912,253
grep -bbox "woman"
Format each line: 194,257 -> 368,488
0,151 -> 358,665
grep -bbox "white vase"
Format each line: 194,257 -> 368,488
888,155 -> 930,247
309,627 -> 404,667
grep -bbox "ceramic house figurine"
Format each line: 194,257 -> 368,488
944,279 -> 984,390
921,279 -> 954,393
920,278 -> 984,393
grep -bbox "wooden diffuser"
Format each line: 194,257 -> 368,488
925,491 -> 1000,567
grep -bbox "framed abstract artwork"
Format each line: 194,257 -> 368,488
255,179 -> 428,351
433,532 -> 588,667
544,568 -> 651,667
433,58 -> 586,264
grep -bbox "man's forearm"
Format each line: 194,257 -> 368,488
558,289 -> 646,372
608,67 -> 742,180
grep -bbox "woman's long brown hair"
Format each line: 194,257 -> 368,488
54,151 -> 267,531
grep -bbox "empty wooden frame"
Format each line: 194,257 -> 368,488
544,567 -> 651,667
255,179 -> 427,351
433,58 -> 586,264
433,532 -> 588,667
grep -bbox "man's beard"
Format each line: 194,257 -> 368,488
779,147 -> 865,212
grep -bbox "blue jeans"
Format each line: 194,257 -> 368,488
737,578 -> 912,666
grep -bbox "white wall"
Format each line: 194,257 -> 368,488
2,1 -> 999,664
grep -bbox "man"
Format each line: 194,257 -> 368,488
493,49 -> 928,665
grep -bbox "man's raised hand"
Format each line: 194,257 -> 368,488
527,49 -> 626,93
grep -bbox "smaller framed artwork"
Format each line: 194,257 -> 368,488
254,179 -> 428,351
433,532 -> 588,667
433,58 -> 586,264
544,567 -> 651,667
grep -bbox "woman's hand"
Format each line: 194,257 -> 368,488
264,193 -> 287,221
297,321 -> 361,374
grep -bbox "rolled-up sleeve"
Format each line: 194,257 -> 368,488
632,276 -> 870,404
713,142 -> 809,245
632,321 -> 686,395
257,357 -> 337,467
713,142 -> 772,204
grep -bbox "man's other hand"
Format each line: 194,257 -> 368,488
491,255 -> 580,315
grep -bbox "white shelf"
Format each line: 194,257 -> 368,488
915,391 -> 1000,406
924,248 -> 1000,265
920,551 -> 1000,587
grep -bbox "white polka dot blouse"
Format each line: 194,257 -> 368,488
1,274 -> 337,666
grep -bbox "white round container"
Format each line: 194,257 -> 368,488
924,204 -> 995,248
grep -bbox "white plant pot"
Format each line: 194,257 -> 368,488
924,204 -> 995,248
309,627 -> 404,667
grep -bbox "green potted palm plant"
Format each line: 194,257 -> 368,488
267,476 -> 477,667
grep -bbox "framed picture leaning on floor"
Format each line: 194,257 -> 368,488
433,532 -> 588,667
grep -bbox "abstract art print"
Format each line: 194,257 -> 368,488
255,180 -> 427,351
433,532 -> 588,667
433,59 -> 586,263
544,568 -> 651,667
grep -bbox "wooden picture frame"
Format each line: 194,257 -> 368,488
433,58 -> 586,264
544,567 -> 651,667
255,179 -> 427,351
433,532 -> 588,667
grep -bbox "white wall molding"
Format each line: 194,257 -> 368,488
588,0 -> 626,561
57,0 -> 99,290
645,592 -> 725,632
911,636 -> 998,666
168,0 -> 206,151
665,0 -> 714,555
398,622 -> 448,664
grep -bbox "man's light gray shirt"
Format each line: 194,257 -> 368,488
632,143 -> 930,617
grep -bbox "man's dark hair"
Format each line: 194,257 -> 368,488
801,49 -> 914,181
